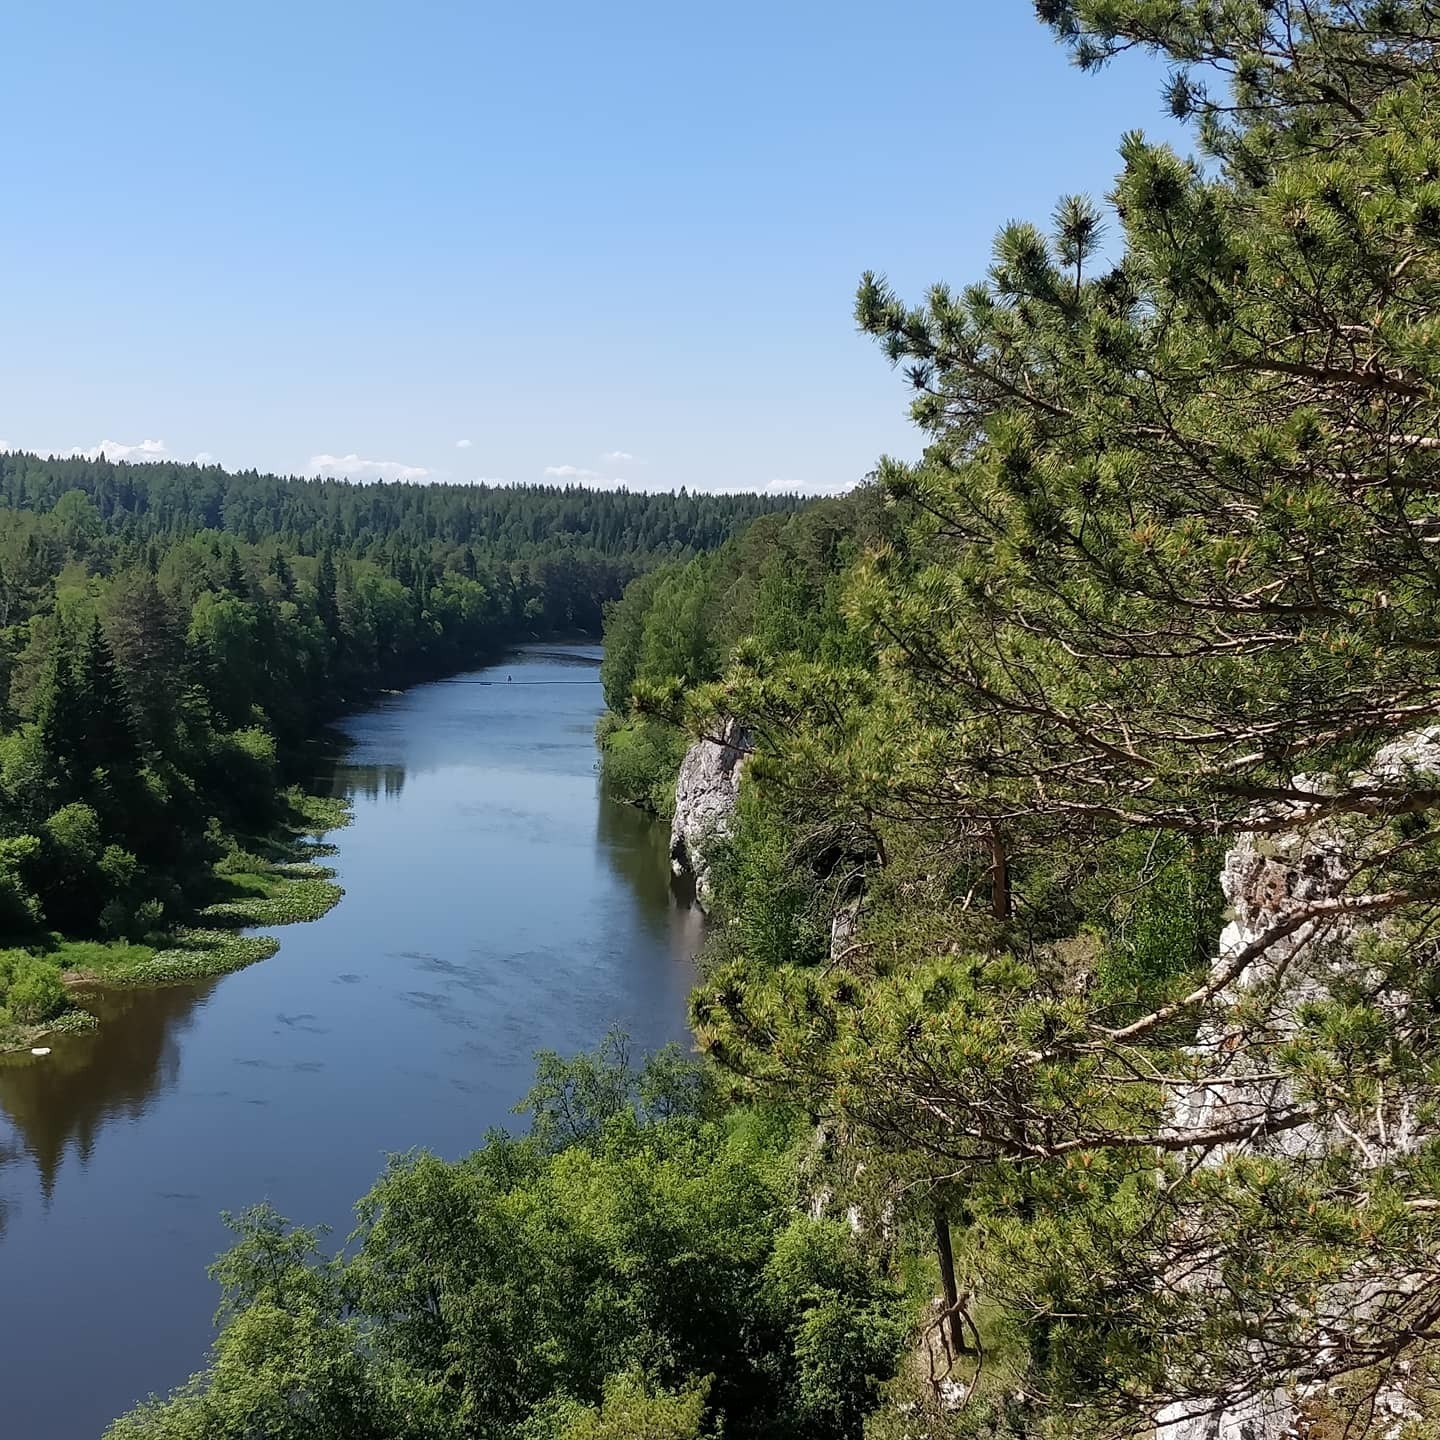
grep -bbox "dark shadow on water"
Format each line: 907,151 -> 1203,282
595,783 -> 705,970
0,981 -> 217,1200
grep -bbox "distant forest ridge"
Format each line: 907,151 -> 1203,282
0,450 -> 804,557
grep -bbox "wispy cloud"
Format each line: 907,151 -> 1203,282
5,439 -> 225,466
307,452 -> 431,483
601,450 -> 640,464
51,438 -> 174,463
455,439 -> 473,449
544,464 -> 603,480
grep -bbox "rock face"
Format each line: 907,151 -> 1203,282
1156,730 -> 1440,1440
670,720 -> 747,909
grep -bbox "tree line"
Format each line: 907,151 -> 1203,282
0,459 -> 788,1031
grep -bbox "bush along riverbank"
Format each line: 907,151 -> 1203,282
0,790 -> 351,1055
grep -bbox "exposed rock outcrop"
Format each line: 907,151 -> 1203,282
1156,730 -> 1440,1440
670,719 -> 747,909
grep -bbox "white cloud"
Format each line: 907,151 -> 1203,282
307,452 -> 431,483
601,450 -> 640,464
764,478 -> 854,496
544,464 -> 603,480
7,440 -> 230,467
51,438 -> 173,463
455,438 -> 473,449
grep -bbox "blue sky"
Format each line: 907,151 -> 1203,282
0,1 -> 1185,493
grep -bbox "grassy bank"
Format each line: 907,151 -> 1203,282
0,790 -> 351,1055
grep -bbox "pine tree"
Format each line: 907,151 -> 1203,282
77,615 -> 139,772
267,549 -> 294,597
102,573 -> 184,746
35,634 -> 87,797
315,548 -> 340,641
224,546 -> 248,597
695,3 -> 1440,1429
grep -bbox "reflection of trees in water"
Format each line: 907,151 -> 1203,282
0,1134 -> 19,1240
336,763 -> 407,805
595,786 -> 704,965
0,981 -> 216,1200
515,645 -> 603,669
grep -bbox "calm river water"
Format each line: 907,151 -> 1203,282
0,644 -> 701,1439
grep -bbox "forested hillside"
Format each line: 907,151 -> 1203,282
0,453 -> 788,558
0,455 -> 789,1047
596,490 -> 879,814
615,2 -> 1440,1434
102,3 -> 1440,1439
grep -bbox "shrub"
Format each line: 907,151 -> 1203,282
0,952 -> 68,1025
599,717 -> 689,816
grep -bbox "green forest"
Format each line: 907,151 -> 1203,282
0,459 -> 790,1047
56,1 -> 1440,1437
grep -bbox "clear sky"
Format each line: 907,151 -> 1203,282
0,1 -> 1186,493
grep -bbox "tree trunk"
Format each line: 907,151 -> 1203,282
990,825 -> 1011,921
933,1203 -> 967,1357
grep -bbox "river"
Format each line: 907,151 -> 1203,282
0,644 -> 702,1439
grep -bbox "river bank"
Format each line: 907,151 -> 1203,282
0,791 -> 353,1055
0,643 -> 701,1440
0,635 -> 607,1056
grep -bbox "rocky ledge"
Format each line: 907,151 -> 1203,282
670,719 -> 747,909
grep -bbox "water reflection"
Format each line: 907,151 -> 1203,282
337,762 -> 408,805
0,782 -> 692,1207
0,982 -> 216,1199
596,783 -> 704,970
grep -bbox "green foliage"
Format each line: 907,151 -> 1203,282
517,1029 -> 716,1150
597,492 -> 878,811
1084,833 -> 1224,1007
669,6 -> 1440,1432
0,834 -> 41,933
707,786 -> 829,974
107,1040 -> 907,1440
545,1372 -> 711,1440
0,455 -> 778,959
0,949 -> 67,1024
596,715 -> 689,815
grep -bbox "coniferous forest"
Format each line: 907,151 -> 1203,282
0,455 -> 792,1043
22,3 -> 1440,1439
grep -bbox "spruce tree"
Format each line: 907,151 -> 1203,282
78,614 -> 139,772
35,634 -> 87,798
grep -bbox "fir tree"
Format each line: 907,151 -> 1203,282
35,633 -> 87,798
77,615 -> 140,772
